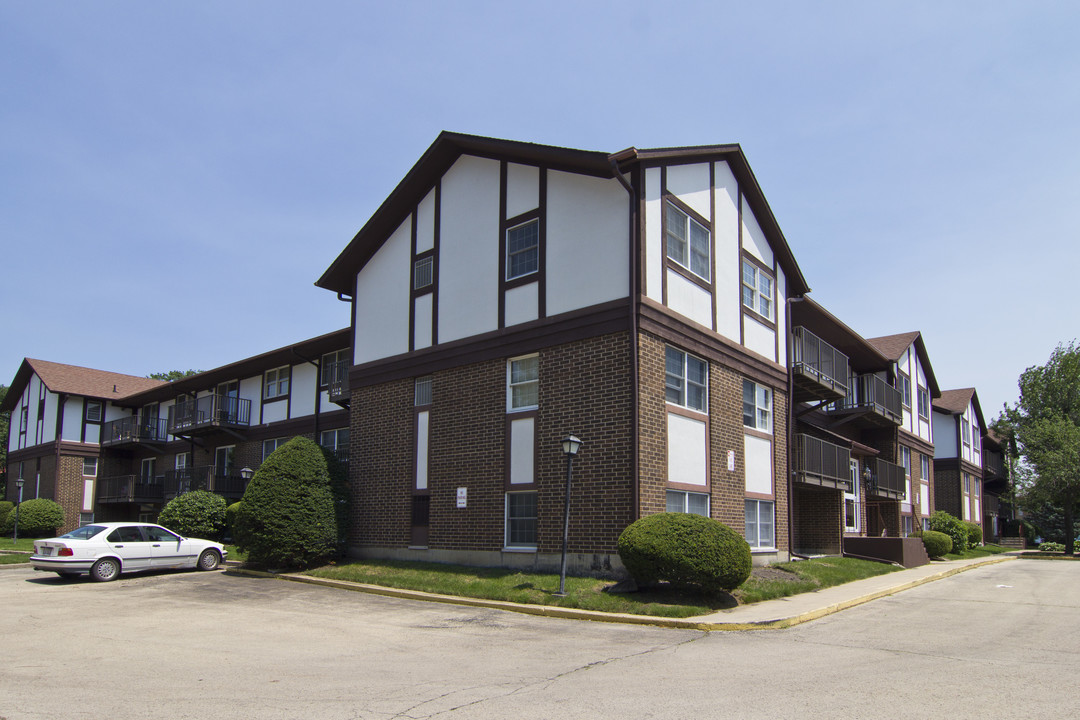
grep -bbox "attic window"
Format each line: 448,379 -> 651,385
85,401 -> 103,423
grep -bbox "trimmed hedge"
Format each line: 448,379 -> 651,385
233,436 -> 338,570
225,501 -> 243,538
2,498 -> 64,538
617,513 -> 751,594
157,490 -> 227,540
1039,542 -> 1065,552
919,530 -> 953,558
963,521 -> 983,549
929,511 -> 969,554
0,501 -> 13,531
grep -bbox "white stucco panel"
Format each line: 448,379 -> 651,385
509,416 -> 535,485
667,412 -> 707,487
743,314 -> 777,362
744,434 -> 774,495
505,163 -> 539,219
439,155 -> 500,343
354,215 -> 413,364
741,197 -> 774,268
714,162 -> 740,342
290,363 -> 317,419
665,162 -> 711,221
62,398 -> 83,442
644,167 -> 663,303
933,414 -> 957,457
546,170 -> 629,316
504,282 -> 538,327
40,393 -> 57,444
776,265 -> 787,365
413,293 -> 433,350
416,187 -> 436,254
262,401 -> 287,425
667,271 -> 713,330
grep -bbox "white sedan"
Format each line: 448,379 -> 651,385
31,522 -> 228,582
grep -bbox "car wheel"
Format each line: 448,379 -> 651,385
90,558 -> 121,582
197,549 -> 221,571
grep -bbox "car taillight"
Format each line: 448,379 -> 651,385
58,548 -> 74,557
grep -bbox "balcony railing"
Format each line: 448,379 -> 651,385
867,457 -> 906,499
167,394 -> 251,436
101,416 -> 169,447
326,359 -> 350,403
825,374 -> 902,426
97,474 -> 165,504
793,434 -> 852,490
164,465 -> 250,501
983,451 -> 1005,479
792,326 -> 849,403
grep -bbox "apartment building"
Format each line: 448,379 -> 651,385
932,388 -> 987,530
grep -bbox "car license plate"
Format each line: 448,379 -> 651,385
41,547 -> 52,556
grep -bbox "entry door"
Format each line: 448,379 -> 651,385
215,446 -> 235,480
217,381 -> 239,422
844,459 -> 860,533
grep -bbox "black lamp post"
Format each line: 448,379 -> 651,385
555,435 -> 582,597
13,476 -> 25,543
240,467 -> 254,482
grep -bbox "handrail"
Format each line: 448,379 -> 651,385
792,326 -> 850,393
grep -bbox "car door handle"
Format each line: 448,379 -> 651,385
152,544 -> 161,547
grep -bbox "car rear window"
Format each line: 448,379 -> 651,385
60,525 -> 107,540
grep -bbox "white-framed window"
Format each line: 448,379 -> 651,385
898,373 -> 911,409
972,428 -> 981,453
900,446 -> 911,477
415,376 -> 433,407
920,453 -> 930,480
85,400 -> 103,422
506,218 -> 539,280
320,428 -> 349,462
745,499 -> 775,549
961,418 -> 971,447
264,366 -> 290,399
666,490 -> 710,517
320,350 -> 348,386
742,380 -> 772,433
902,515 -> 914,537
263,437 -> 288,461
82,457 -> 98,477
140,457 -> 156,482
665,202 -> 710,281
413,255 -> 434,290
741,259 -> 774,320
507,355 -> 539,411
18,406 -> 28,433
917,386 -> 930,420
665,346 -> 707,412
216,446 -> 235,477
505,491 -> 537,549
175,452 -> 190,470
79,513 -> 95,527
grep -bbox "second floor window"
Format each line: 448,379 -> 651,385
962,418 -> 971,447
742,380 -> 772,433
263,437 -> 288,461
741,260 -> 774,320
665,346 -> 707,412
265,366 -> 290,399
320,350 -> 348,386
898,373 -> 911,409
665,202 -> 710,281
506,219 -> 539,280
917,386 -> 930,420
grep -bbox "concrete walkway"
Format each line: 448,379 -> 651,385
231,554 -> 1014,631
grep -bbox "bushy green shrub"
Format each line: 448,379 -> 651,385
964,521 -> 983,548
1039,542 -> 1065,552
225,501 -> 243,538
233,436 -> 338,570
617,513 -> 751,594
919,530 -> 953,558
0,501 -> 13,531
929,511 -> 969,554
318,446 -> 350,548
2,498 -> 64,538
157,490 -> 227,540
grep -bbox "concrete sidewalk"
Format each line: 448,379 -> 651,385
232,554 -> 1014,631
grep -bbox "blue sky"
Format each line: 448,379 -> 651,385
3,1 -> 1078,420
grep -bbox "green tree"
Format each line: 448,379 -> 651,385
147,369 -> 201,382
0,384 -> 8,495
1008,341 -> 1080,555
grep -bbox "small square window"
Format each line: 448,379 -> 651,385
263,438 -> 288,461
414,256 -> 434,290
414,376 -> 433,407
506,219 -> 539,281
85,401 -> 103,422
507,355 -> 539,411
82,458 -> 98,477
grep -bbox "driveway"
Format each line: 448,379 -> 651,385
0,559 -> 1076,719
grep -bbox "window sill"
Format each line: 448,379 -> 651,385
750,547 -> 778,554
502,546 -> 537,553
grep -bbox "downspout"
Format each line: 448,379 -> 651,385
787,295 -> 806,558
609,150 -> 638,521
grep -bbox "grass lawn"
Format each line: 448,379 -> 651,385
1,538 -> 38,553
944,544 -> 1010,560
302,556 -> 903,618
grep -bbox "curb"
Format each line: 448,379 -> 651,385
225,555 -> 1013,631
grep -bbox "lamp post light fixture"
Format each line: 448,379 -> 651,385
555,435 -> 582,597
240,467 -> 254,481
13,476 -> 25,543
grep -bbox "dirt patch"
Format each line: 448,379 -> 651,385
749,565 -> 799,582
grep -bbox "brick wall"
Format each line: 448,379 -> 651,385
55,454 -> 83,534
793,484 -> 842,554
934,465 -> 961,518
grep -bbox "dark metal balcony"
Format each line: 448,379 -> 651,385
164,465 -> 250,501
101,416 -> 169,447
97,474 -> 164,504
793,434 -> 852,491
824,373 -> 902,427
867,457 -> 906,500
167,394 -> 251,437
983,451 -> 1005,480
792,326 -> 850,404
326,359 -> 350,404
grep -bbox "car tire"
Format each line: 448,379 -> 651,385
197,549 -> 221,571
90,558 -> 121,582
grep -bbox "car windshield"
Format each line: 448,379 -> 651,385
60,525 -> 107,540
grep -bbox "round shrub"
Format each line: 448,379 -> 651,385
2,498 -> 64,538
1039,542 -> 1065,552
617,513 -> 751,594
0,501 -> 14,531
225,501 -> 243,538
929,511 -> 968,554
233,436 -> 338,570
964,521 -> 983,549
157,490 -> 227,540
919,530 -> 953,558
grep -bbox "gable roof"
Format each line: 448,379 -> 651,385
1,358 -> 167,412
316,131 -> 810,297
933,387 -> 988,434
865,331 -> 941,398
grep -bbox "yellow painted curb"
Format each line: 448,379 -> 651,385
226,555 -> 1013,631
